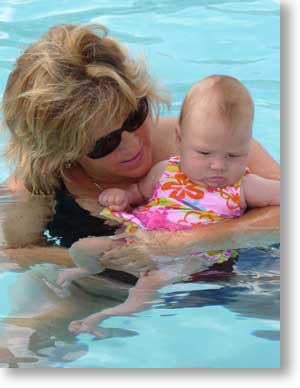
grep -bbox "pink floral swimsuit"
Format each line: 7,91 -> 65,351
101,156 -> 247,267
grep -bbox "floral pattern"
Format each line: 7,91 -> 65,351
161,173 -> 205,200
100,156 -> 248,265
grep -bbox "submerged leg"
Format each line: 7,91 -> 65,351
68,269 -> 172,337
57,236 -> 122,288
57,267 -> 98,288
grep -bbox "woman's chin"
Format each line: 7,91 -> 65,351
121,150 -> 152,178
122,163 -> 151,179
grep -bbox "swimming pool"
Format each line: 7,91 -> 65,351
0,0 -> 280,368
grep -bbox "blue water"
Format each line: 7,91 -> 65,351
0,0 -> 280,368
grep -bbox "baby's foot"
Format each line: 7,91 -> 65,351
57,270 -> 75,288
57,268 -> 88,288
42,277 -> 71,298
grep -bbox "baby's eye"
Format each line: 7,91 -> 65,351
198,151 -> 210,155
228,154 -> 241,158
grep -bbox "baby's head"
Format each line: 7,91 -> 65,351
177,75 -> 254,187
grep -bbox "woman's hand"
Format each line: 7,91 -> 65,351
101,204 -> 280,277
100,231 -> 157,277
101,229 -> 186,277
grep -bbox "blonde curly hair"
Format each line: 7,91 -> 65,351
1,24 -> 169,195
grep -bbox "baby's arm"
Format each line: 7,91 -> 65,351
241,173 -> 280,209
99,160 -> 168,210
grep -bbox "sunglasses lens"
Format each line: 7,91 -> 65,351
88,130 -> 121,159
125,98 -> 148,133
88,98 -> 148,159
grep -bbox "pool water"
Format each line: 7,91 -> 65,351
0,0 -> 279,368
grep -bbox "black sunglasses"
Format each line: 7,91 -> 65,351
88,97 -> 149,159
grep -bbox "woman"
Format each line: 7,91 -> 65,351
0,24 -> 280,286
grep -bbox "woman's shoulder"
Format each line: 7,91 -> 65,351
4,175 -> 28,194
248,139 -> 280,180
151,116 -> 179,163
63,163 -> 100,201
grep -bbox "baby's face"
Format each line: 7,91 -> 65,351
179,106 -> 252,188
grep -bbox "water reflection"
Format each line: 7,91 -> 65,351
0,261 -> 135,367
0,177 -> 280,367
158,249 -> 280,341
0,246 -> 280,367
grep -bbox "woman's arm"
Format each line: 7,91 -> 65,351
0,178 -> 54,248
102,135 -> 280,271
0,176 -> 69,268
102,205 -> 279,267
155,205 -> 280,256
1,246 -> 72,267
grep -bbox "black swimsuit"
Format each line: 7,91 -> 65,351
46,182 -> 138,285
46,182 -> 236,285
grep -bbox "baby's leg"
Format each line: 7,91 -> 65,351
57,236 -> 124,287
69,269 -> 173,337
56,267 -> 98,288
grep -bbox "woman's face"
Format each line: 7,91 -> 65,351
78,116 -> 153,184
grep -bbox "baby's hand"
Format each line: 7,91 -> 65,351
98,188 -> 129,211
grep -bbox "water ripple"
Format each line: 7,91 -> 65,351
206,5 -> 280,17
157,51 -> 270,67
0,32 -> 9,39
186,57 -> 268,66
0,6 -> 15,22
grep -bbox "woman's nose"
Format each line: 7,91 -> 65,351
119,130 -> 139,150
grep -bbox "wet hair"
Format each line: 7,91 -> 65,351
1,24 -> 169,195
179,75 -> 254,131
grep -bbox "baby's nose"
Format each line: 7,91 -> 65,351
210,158 -> 227,171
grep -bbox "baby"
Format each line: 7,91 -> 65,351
59,75 -> 280,336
